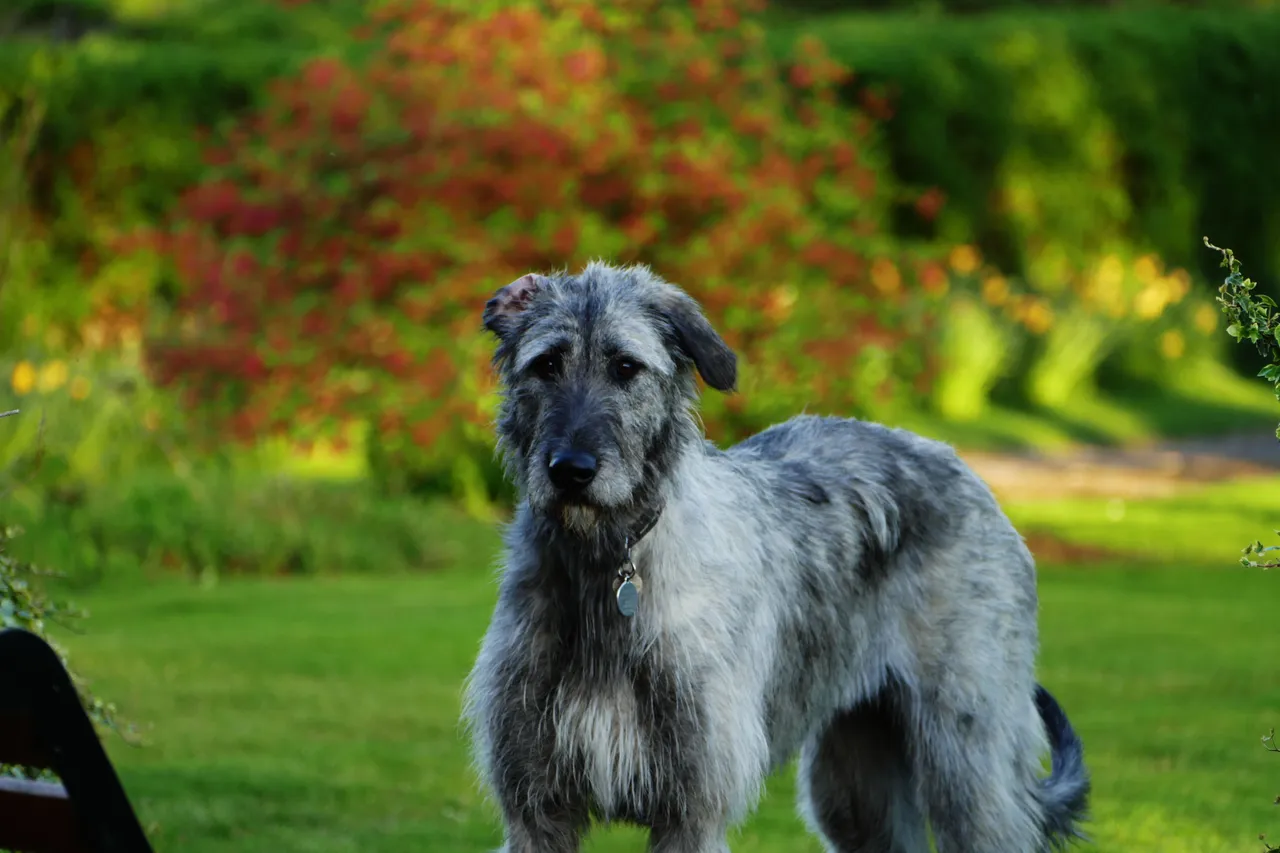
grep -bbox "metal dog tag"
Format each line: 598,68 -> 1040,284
616,579 -> 639,617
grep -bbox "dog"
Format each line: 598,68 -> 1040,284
462,262 -> 1089,852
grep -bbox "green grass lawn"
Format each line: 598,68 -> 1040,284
1007,475 -> 1280,566
54,550 -> 1280,852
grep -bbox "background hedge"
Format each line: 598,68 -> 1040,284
5,0 -> 1280,493
1,0 -> 360,348
771,7 -> 1280,324
14,3 -> 1280,316
770,0 -> 1277,17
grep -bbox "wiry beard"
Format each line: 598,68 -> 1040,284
560,503 -> 601,536
535,504 -> 633,581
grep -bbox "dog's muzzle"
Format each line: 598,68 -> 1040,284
548,449 -> 598,494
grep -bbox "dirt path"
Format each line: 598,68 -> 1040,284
960,429 -> 1280,502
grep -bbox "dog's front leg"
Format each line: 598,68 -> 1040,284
496,807 -> 587,853
648,821 -> 731,853
485,694 -> 589,853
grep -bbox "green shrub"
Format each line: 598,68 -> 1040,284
0,0 -> 367,350
4,464 -> 473,583
768,0 -> 1277,16
772,8 -> 1280,394
136,0 -> 947,500
927,240 -> 1208,421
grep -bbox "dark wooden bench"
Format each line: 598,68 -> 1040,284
0,627 -> 153,852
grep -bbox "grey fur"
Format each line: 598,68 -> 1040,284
463,262 -> 1090,853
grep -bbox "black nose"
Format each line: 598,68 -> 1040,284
548,450 -> 597,491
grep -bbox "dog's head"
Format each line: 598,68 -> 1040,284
482,262 -> 736,536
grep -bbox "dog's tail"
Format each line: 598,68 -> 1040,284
1035,684 -> 1090,849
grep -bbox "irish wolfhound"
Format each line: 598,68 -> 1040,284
462,262 -> 1089,853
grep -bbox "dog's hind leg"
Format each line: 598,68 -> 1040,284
796,689 -> 929,853
912,691 -> 1046,853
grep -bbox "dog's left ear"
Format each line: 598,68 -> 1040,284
483,273 -> 548,339
660,292 -> 737,392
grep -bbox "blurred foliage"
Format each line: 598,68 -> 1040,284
0,344 -> 468,584
770,0 -> 1278,15
131,0 -> 946,503
0,327 -> 193,512
0,0 -> 1276,522
4,466 -> 466,585
0,0 -> 372,351
772,8 -> 1280,373
0,24 -> 130,783
934,242 -> 1211,420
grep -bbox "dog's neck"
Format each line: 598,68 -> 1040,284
529,499 -> 664,582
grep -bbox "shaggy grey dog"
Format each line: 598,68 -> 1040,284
462,262 -> 1089,853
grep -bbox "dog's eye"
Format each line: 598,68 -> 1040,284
530,351 -> 563,381
610,356 -> 643,383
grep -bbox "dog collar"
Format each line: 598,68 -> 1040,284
629,507 -> 662,545
615,507 -> 662,618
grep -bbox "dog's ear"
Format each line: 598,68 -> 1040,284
483,273 -> 547,339
660,291 -> 737,392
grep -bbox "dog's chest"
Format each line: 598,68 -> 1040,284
555,678 -> 646,806
550,654 -> 690,819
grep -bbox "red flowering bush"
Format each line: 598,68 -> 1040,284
139,0 -> 944,491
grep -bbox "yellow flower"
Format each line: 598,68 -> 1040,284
1085,254 -> 1127,316
1022,299 -> 1055,335
870,258 -> 901,295
1194,303 -> 1218,335
981,275 -> 1009,306
143,410 -> 160,432
1133,254 -> 1160,284
1097,254 -> 1125,289
1160,330 -> 1186,360
948,245 -> 981,275
1133,285 -> 1167,320
69,376 -> 91,400
10,361 -> 35,395
37,360 -> 68,393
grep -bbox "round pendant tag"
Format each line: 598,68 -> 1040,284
616,579 -> 639,617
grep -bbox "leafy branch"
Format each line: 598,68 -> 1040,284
1203,239 -> 1280,852
1204,238 -> 1280,570
1264,728 -> 1280,852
